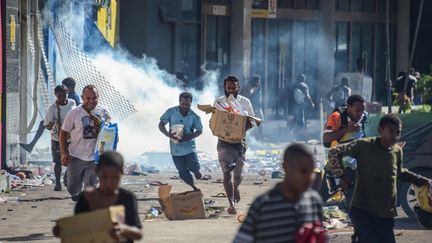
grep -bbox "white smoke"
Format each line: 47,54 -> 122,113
91,53 -> 219,160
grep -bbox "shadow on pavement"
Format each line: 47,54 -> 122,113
395,217 -> 422,230
0,233 -> 51,241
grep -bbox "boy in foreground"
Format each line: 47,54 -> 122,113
54,151 -> 142,242
234,143 -> 325,243
327,113 -> 430,243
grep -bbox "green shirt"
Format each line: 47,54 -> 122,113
327,137 -> 428,218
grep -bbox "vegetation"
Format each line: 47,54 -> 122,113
416,74 -> 432,105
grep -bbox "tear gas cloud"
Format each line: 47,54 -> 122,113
91,53 -> 220,160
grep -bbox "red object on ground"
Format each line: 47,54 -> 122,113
295,221 -> 327,243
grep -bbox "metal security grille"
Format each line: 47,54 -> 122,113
47,16 -> 137,121
5,2 -> 21,166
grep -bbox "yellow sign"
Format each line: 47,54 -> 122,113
97,0 -> 118,48
251,9 -> 268,18
10,15 -> 16,51
251,0 -> 277,18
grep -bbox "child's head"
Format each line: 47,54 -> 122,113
282,143 -> 315,193
378,113 -> 402,146
54,85 -> 68,103
96,151 -> 124,193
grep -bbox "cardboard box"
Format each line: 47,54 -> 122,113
198,104 -> 262,144
57,205 -> 125,243
158,185 -> 206,220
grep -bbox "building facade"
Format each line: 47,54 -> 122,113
98,0 -> 414,117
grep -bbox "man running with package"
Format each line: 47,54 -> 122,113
214,76 -> 255,214
159,92 -> 203,191
60,85 -> 111,201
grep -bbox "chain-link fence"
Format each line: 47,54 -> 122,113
47,16 -> 137,121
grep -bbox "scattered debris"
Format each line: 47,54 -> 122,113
149,181 -> 168,186
271,171 -> 284,179
211,192 -> 227,198
323,206 -> 349,221
323,218 -> 348,230
0,197 -> 20,203
204,199 -> 215,205
237,213 -> 246,223
125,164 -> 148,176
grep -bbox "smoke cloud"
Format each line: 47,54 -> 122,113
91,53 -> 219,160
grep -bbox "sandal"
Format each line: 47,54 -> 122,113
227,206 -> 237,214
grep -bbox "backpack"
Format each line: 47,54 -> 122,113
323,105 -> 367,148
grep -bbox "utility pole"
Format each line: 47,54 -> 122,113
19,0 -> 29,164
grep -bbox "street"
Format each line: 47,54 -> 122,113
1,174 -> 431,243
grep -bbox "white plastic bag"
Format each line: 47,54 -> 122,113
94,123 -> 119,161
170,124 -> 184,144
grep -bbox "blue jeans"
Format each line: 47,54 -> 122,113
350,207 -> 396,243
172,152 -> 200,187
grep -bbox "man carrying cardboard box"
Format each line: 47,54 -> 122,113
214,76 -> 255,214
159,92 -> 204,191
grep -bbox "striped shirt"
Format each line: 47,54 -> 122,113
233,187 -> 323,243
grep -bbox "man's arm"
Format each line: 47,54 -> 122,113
322,113 -> 359,144
59,110 -> 75,166
178,115 -> 203,142
326,140 -> 362,188
59,129 -> 70,166
44,106 -> 54,130
158,121 -> 176,140
178,130 -> 202,142
397,148 -> 429,187
302,87 -> 315,108
244,98 -> 255,130
323,128 -> 349,144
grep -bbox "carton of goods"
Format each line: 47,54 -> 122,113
57,205 -> 125,243
158,184 -> 206,220
198,104 -> 261,144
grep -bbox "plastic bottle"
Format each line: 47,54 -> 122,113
150,207 -> 159,217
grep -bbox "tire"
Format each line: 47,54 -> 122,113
400,169 -> 432,220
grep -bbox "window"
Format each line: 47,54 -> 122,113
252,0 -> 268,9
181,24 -> 200,84
205,0 -> 232,4
363,0 -> 375,12
182,0 -> 200,21
205,16 -> 231,80
295,0 -> 306,9
351,0 -> 363,11
335,22 -> 349,75
306,0 -> 318,9
181,0 -> 201,85
336,0 -> 350,11
374,23 -> 396,103
377,0 -> 397,13
278,0 -> 294,8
